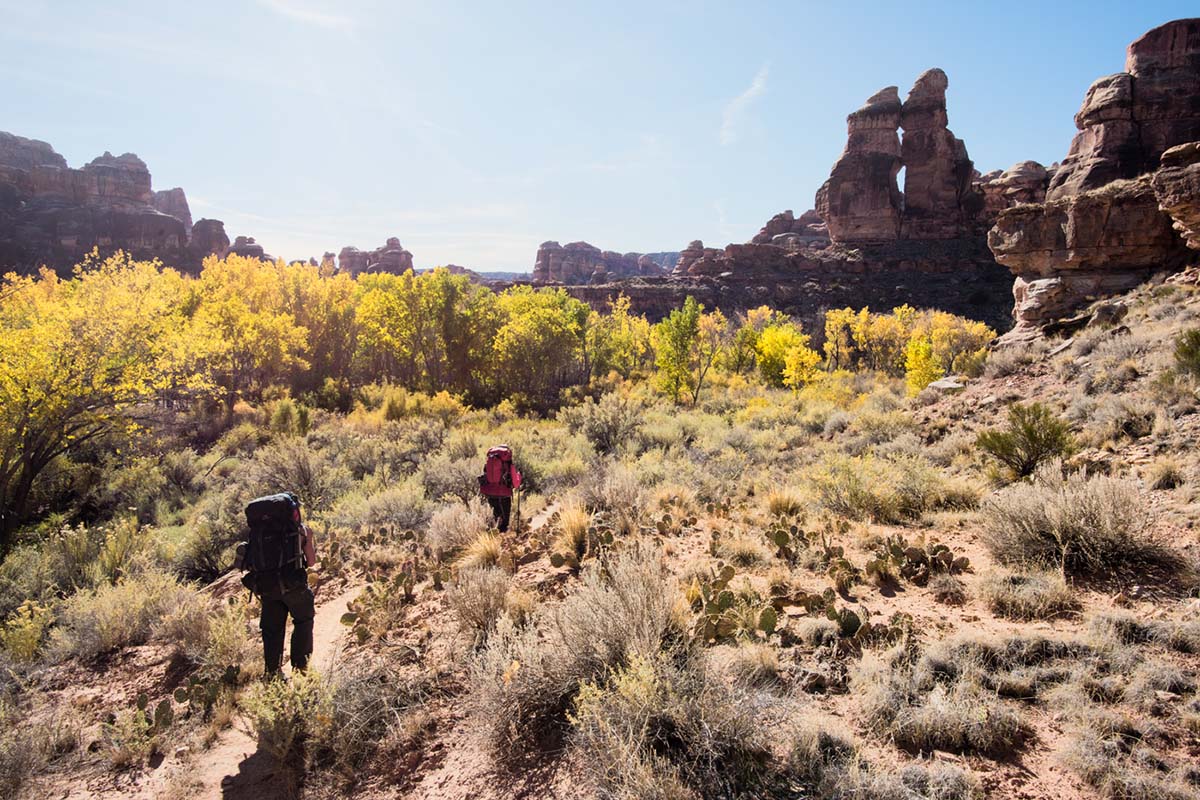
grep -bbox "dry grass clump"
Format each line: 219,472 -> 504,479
1061,725 -> 1198,800
1144,457 -> 1185,490
0,700 -> 79,798
979,570 -> 1080,621
427,498 -> 492,557
984,342 -> 1046,378
456,532 -> 503,570
718,531 -> 772,568
1081,395 -> 1155,446
929,574 -> 968,605
447,567 -> 513,645
469,543 -> 684,752
553,499 -> 592,559
853,641 -> 1028,756
49,568 -> 201,661
764,486 -> 806,518
724,642 -> 779,686
980,466 -> 1178,579
1087,611 -> 1200,654
809,454 -> 974,524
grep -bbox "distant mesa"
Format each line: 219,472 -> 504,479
151,187 -> 192,235
336,237 -> 414,276
531,241 -> 673,284
0,130 -> 260,275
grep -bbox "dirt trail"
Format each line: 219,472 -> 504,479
187,582 -> 361,800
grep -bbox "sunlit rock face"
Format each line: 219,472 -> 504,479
1152,142 -> 1200,252
0,131 -> 204,273
988,18 -> 1199,341
336,238 -> 415,277
531,241 -> 669,284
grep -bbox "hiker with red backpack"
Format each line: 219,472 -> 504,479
479,445 -> 522,532
237,492 -> 319,678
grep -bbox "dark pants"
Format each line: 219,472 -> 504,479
487,495 -> 512,532
258,571 -> 315,675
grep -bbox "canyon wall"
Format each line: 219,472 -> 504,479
337,237 -> 415,276
560,68 -> 1033,332
532,241 -> 671,284
0,131 -> 235,274
988,18 -> 1200,339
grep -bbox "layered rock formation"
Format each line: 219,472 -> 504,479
227,235 -> 270,260
532,241 -> 668,284
749,210 -> 830,249
1152,142 -> 1200,250
0,131 -> 256,274
976,162 -> 1053,223
535,65 -> 1060,335
337,237 -> 415,276
989,18 -> 1200,339
189,218 -> 230,260
899,69 -> 979,239
151,187 -> 192,234
815,87 -> 904,242
815,70 -> 983,244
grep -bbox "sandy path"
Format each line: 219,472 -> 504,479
187,582 -> 361,800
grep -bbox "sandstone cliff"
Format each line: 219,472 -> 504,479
0,131 -> 251,274
619,67 -> 1021,331
337,237 -> 415,276
988,18 -> 1200,340
532,241 -> 670,284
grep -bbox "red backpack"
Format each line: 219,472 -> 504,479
481,445 -> 515,495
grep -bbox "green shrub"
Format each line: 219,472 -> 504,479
976,403 -> 1076,482
809,454 -> 971,523
44,524 -> 102,592
101,705 -> 161,767
418,453 -> 480,503
246,437 -> 352,511
177,483 -> 251,580
1173,328 -> 1200,379
427,498 -> 493,558
569,653 -> 772,798
470,543 -> 683,753
0,546 -> 55,621
241,670 -> 333,766
979,570 -> 1080,621
0,602 -> 54,663
331,476 -> 431,532
308,659 -> 429,776
560,392 -> 645,455
49,569 -> 198,661
448,567 -> 513,646
92,518 -> 150,585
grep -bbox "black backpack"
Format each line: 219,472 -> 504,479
243,493 -> 305,577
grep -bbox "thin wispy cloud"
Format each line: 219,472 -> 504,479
257,0 -> 355,31
720,64 -> 769,146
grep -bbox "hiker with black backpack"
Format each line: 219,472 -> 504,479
238,492 -> 318,678
479,445 -> 522,532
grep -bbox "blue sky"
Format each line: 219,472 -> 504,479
2,1 -> 1195,271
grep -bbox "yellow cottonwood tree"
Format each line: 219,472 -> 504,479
0,253 -> 180,550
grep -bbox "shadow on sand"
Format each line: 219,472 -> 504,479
221,746 -> 297,800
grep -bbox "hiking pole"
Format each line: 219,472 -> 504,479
515,487 -> 522,533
